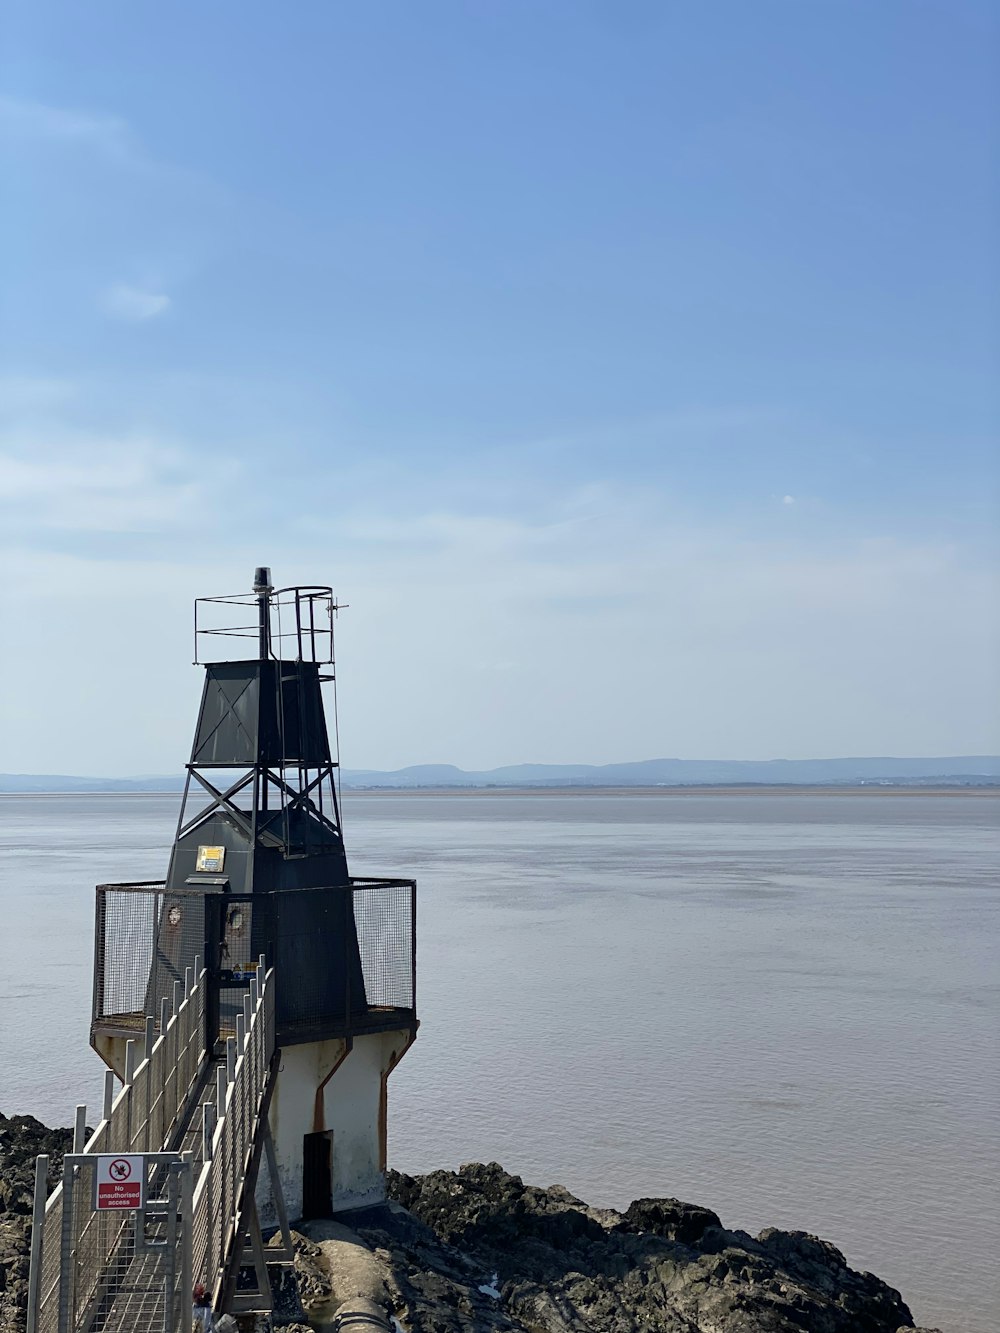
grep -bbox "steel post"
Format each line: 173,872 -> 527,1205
163,1164 -> 179,1333
124,1040 -> 136,1148
57,1158 -> 74,1333
202,1104 -> 215,1161
180,1154 -> 193,1333
25,1155 -> 48,1333
73,1105 -> 87,1154
124,1039 -> 137,1086
103,1069 -> 115,1123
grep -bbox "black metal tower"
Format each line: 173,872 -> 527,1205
123,569 -> 409,1047
91,568 -> 417,1218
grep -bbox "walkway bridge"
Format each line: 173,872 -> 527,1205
26,961 -> 294,1333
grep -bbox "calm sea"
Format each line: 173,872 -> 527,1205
1,790 -> 997,1333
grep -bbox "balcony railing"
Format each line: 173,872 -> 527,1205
93,877 -> 416,1048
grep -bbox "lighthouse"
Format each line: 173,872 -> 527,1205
90,569 -> 418,1222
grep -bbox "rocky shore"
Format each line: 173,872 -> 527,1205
1,1113 -> 942,1333
0,1114 -> 75,1333
366,1164 -> 938,1333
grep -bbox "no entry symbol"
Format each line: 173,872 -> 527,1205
95,1154 -> 144,1210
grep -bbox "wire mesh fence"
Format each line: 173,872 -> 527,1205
93,885 -> 209,1038
353,878 -> 416,1010
44,1154 -> 188,1333
29,966 -> 277,1333
94,878 -> 415,1047
191,966 -> 275,1307
32,1156 -> 190,1333
30,966 -> 207,1333
93,886 -> 162,1030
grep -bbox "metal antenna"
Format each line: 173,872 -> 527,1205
253,566 -> 273,659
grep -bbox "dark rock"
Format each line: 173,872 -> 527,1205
620,1197 -> 722,1245
0,1113 -> 74,1333
384,1163 -> 917,1333
283,1231 -> 332,1305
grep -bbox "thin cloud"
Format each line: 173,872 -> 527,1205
782,494 -> 796,506
0,376 -> 76,415
100,283 -> 171,322
3,474 -> 997,771
0,94 -> 134,163
0,434 -> 230,535
0,93 -> 217,197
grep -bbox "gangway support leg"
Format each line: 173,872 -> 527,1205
227,1199 -> 273,1316
249,1203 -> 270,1305
221,1058 -> 289,1315
263,1122 -> 293,1262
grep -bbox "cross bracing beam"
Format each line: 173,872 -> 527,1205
179,770 -> 257,841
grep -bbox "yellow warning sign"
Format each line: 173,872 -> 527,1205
196,845 -> 226,872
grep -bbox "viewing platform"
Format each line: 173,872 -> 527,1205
92,876 -> 417,1050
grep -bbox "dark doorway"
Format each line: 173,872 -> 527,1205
302,1131 -> 333,1218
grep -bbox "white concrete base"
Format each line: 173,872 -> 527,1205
92,1032 -> 130,1082
258,1027 -> 414,1226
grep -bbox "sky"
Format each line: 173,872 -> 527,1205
1,0 -> 998,775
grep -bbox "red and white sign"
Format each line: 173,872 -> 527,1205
95,1155 -> 144,1210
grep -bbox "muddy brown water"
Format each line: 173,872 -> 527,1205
1,789 -> 997,1333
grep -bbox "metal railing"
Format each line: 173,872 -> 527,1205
93,878 -> 416,1047
32,1153 -> 192,1333
28,963 -> 280,1333
29,964 -> 208,1333
193,584 -> 344,665
191,960 -> 275,1306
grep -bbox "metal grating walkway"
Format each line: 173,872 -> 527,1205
27,964 -> 291,1333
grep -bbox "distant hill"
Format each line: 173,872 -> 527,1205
339,756 -> 1000,788
0,774 -> 188,793
2,757 -> 998,793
